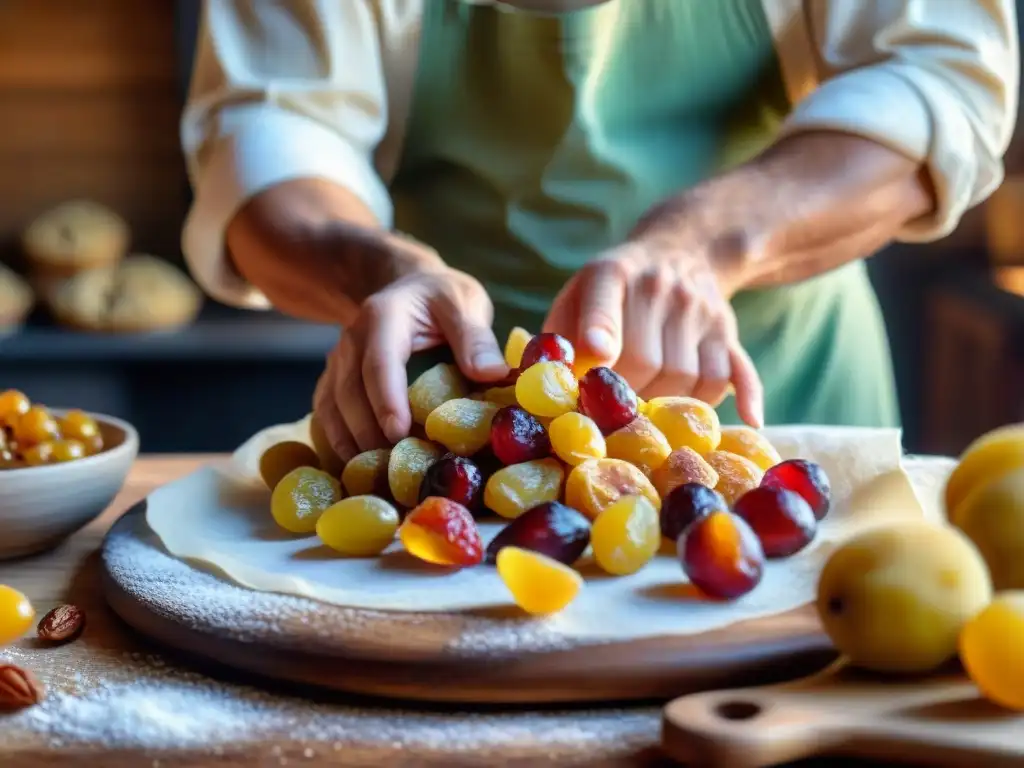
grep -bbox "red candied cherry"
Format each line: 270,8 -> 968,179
490,405 -> 551,465
678,510 -> 764,600
399,497 -> 484,567
661,483 -> 728,542
485,501 -> 591,565
733,486 -> 817,558
577,366 -> 638,435
520,332 -> 575,369
761,459 -> 832,520
418,454 -> 484,512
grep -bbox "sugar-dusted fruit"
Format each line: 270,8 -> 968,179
387,437 -> 444,508
960,591 -> 1024,711
591,495 -> 661,576
485,500 -> 591,565
548,412 -> 606,466
515,361 -> 579,419
762,458 -> 831,520
945,423 -> 1024,526
316,495 -> 400,556
733,486 -> 816,558
259,440 -> 322,489
504,326 -> 533,368
309,414 -> 346,478
0,584 -> 35,646
678,510 -> 764,600
341,448 -> 391,497
408,363 -> 470,425
425,398 -> 498,457
489,406 -> 551,466
651,447 -> 719,499
705,450 -> 764,507
0,389 -> 30,427
484,458 -> 565,519
645,396 -> 720,455
577,366 -> 638,435
954,467 -> 1024,590
717,426 -> 782,472
270,466 -> 343,534
418,454 -> 484,511
519,332 -> 575,370
399,497 -> 483,567
605,415 -> 671,477
661,483 -> 728,542
816,521 -> 992,674
564,458 -> 661,520
496,546 -> 583,616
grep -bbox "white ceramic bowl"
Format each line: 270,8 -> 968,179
0,410 -> 139,560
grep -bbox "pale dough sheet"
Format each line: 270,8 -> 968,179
146,418 -> 943,642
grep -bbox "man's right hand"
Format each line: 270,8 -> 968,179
313,267 -> 509,461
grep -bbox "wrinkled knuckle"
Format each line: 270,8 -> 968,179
638,268 -> 669,298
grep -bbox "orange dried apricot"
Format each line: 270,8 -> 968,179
645,396 -> 720,455
564,458 -> 661,520
717,426 -> 782,472
605,415 -> 671,477
651,447 -> 719,499
705,450 -> 764,506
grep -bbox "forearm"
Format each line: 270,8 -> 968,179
226,178 -> 444,325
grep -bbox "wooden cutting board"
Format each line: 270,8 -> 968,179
101,504 -> 836,705
662,660 -> 1023,767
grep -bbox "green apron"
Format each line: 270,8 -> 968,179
392,0 -> 900,428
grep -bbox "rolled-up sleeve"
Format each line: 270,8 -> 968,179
779,0 -> 1019,242
181,0 -> 392,309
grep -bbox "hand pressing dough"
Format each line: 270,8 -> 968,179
146,420 -> 931,642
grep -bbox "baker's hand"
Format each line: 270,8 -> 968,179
314,267 -> 508,461
543,197 -> 764,428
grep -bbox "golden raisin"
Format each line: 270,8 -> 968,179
484,459 -> 565,519
387,437 -> 444,508
425,398 -> 499,457
408,363 -> 469,425
548,412 -> 606,466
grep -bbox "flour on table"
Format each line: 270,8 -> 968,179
145,419 -> 939,643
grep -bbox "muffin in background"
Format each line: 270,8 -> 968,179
51,254 -> 202,334
0,262 -> 34,336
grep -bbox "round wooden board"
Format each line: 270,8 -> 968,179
101,504 -> 835,705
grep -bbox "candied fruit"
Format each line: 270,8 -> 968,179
591,495 -> 661,575
50,439 -> 87,463
309,414 -> 346,477
316,495 -> 400,556
572,352 -> 604,379
481,386 -> 519,408
270,466 -> 343,533
577,367 -> 638,435
259,440 -> 322,490
706,450 -> 764,507
548,412 -> 606,466
408,363 -> 470,425
679,510 -> 764,600
717,426 -> 782,472
515,362 -> 579,419
490,406 -> 551,465
504,327 -> 533,368
418,455 -> 484,511
0,390 -> 30,426
762,459 -> 832,520
733,486 -> 816,558
496,546 -> 583,616
20,442 -> 54,466
484,459 -> 565,519
661,483 -> 728,542
82,433 -> 105,457
945,424 -> 1024,523
399,497 -> 483,567
485,500 -> 591,565
960,592 -> 1024,711
520,332 -> 575,369
59,410 -> 100,444
342,448 -> 391,497
425,398 -> 498,457
564,458 -> 661,520
651,447 -> 719,499
13,406 -> 60,446
0,585 -> 34,646
388,437 -> 444,508
605,415 -> 671,476
645,396 -> 721,455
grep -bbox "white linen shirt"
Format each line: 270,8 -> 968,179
181,0 -> 1020,310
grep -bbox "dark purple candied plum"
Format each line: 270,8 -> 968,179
418,455 -> 483,511
485,501 -> 591,565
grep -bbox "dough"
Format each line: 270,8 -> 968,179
147,419 -> 936,642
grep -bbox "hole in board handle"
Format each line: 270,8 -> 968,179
715,700 -> 762,721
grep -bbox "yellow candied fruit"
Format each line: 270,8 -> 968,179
515,362 -> 579,419
946,423 -> 1024,526
270,466 -> 342,534
504,327 -> 533,368
605,415 -> 671,477
496,546 -> 583,615
387,437 -> 444,508
424,398 -> 499,457
59,409 -> 100,443
342,448 -> 391,497
651,447 -> 720,499
481,386 -> 520,408
564,458 -> 661,520
0,390 -> 30,426
484,459 -> 565,519
316,495 -> 400,556
408,363 -> 470,425
961,591 -> 1024,711
0,584 -> 35,646
591,495 -> 661,575
717,426 -> 782,472
13,405 -> 61,447
309,414 -> 345,478
51,439 -> 87,463
548,412 -> 606,466
705,450 -> 764,506
21,442 -> 55,466
259,440 -> 321,490
572,352 -> 604,379
645,396 -> 721,455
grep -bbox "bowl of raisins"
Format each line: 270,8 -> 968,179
0,389 -> 139,560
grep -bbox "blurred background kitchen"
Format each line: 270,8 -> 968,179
1,0 -> 1022,456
